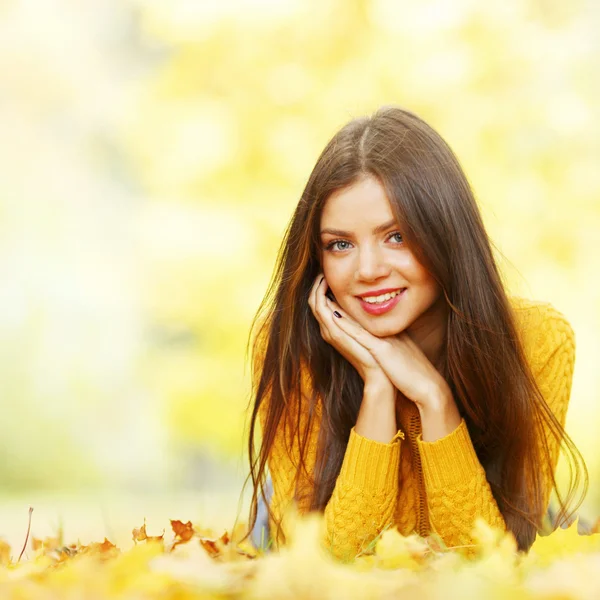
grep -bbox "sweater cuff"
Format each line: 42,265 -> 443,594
338,427 -> 404,493
416,418 -> 483,490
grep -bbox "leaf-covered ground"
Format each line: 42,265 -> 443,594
1,508 -> 599,599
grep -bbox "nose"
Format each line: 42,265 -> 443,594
355,243 -> 390,281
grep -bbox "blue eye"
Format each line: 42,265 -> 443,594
324,231 -> 404,253
327,240 -> 351,251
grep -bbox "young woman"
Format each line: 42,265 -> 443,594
242,105 -> 588,561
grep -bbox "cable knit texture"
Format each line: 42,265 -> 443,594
257,297 -> 575,561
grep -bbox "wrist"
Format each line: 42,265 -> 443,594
420,401 -> 462,442
418,393 -> 462,442
364,373 -> 394,396
417,380 -> 453,414
363,377 -> 395,406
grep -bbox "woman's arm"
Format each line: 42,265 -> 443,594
323,378 -> 403,561
416,415 -> 507,557
415,307 -> 575,557
259,379 -> 405,562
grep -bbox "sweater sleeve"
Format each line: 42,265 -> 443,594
323,426 -> 404,561
415,417 -> 506,556
258,395 -> 405,562
414,305 -> 576,557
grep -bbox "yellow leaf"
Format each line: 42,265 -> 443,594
523,516 -> 600,569
374,528 -> 429,570
471,517 -> 519,560
0,540 -> 10,567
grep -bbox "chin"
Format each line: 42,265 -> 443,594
362,319 -> 405,338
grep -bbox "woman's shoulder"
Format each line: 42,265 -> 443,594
508,295 -> 575,374
508,295 -> 574,331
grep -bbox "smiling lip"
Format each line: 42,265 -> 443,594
356,287 -> 404,298
358,289 -> 406,315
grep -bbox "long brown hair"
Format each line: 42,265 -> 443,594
239,105 -> 588,554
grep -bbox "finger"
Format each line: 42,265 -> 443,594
309,275 -> 336,344
308,273 -> 324,313
323,297 -> 360,328
314,274 -> 328,310
319,298 -> 366,359
315,276 -> 339,329
314,276 -> 336,340
324,297 -> 382,353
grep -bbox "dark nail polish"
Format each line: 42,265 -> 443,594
333,311 -> 342,318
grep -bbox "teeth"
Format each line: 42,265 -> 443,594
362,289 -> 403,304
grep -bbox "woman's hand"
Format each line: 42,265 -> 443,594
312,277 -> 450,410
308,274 -> 391,388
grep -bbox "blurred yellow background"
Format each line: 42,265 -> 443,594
0,0 -> 598,549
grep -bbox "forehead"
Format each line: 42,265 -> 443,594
320,176 -> 395,229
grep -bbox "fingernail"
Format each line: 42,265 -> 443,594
320,276 -> 325,285
333,311 -> 342,318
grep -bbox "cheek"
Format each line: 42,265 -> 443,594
403,254 -> 433,284
322,258 -> 347,287
321,257 -> 333,282
402,257 -> 441,299
419,273 -> 442,303
322,262 -> 355,307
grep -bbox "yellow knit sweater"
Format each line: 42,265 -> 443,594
257,297 -> 575,561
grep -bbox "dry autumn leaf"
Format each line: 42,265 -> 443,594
0,540 -> 11,566
132,520 -> 165,545
170,520 -> 194,543
0,510 -> 598,599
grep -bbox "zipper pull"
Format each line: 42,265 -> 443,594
392,429 -> 405,442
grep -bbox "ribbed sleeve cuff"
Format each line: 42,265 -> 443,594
337,427 -> 404,493
416,418 -> 483,490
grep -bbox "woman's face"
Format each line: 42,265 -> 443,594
319,175 -> 445,342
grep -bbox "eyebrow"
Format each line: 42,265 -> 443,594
320,218 -> 398,237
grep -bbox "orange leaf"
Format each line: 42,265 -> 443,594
0,540 -> 11,566
199,538 -> 220,558
171,520 -> 195,543
31,537 -> 43,551
31,536 -> 61,552
132,522 -> 148,543
97,538 -> 117,553
132,520 -> 164,545
199,531 -> 230,560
